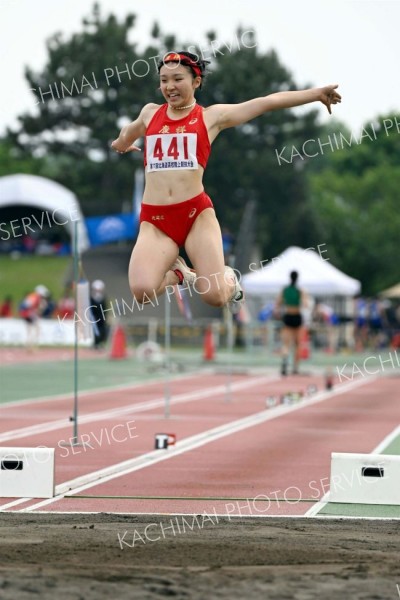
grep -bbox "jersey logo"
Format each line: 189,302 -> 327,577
188,118 -> 198,124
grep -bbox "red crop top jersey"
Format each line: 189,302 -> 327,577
144,103 -> 211,173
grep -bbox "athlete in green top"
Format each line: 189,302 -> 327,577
275,271 -> 307,376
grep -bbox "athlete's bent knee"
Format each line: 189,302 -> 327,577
129,282 -> 157,304
199,288 -> 227,308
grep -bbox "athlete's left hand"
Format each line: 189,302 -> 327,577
319,85 -> 341,114
111,139 -> 142,154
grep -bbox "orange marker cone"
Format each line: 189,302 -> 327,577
203,325 -> 215,361
109,324 -> 128,359
297,327 -> 310,360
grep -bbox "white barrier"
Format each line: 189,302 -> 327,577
0,447 -> 55,498
329,452 -> 400,505
0,318 -> 91,346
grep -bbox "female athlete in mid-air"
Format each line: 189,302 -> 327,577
111,51 -> 341,313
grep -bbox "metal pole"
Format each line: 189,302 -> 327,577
164,291 -> 171,418
72,221 -> 79,444
225,310 -> 234,402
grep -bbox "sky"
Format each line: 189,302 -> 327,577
0,0 -> 399,135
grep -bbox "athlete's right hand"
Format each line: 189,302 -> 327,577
111,139 -> 142,154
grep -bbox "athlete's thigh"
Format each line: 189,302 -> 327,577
293,326 -> 302,344
129,222 -> 179,289
185,209 -> 226,291
281,326 -> 291,345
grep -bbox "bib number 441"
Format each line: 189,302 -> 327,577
147,133 -> 197,166
153,136 -> 189,161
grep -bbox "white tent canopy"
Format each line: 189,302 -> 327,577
242,246 -> 361,297
0,173 -> 89,252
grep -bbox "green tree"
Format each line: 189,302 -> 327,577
308,114 -> 400,293
0,139 -> 44,178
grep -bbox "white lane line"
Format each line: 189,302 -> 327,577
306,403 -> 400,517
18,375 -> 375,513
305,491 -> 330,517
0,370 -> 213,408
0,375 -> 276,443
0,498 -> 33,510
372,424 -> 400,454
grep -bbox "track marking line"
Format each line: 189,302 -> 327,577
0,498 -> 33,510
373,424 -> 400,453
0,369 -> 214,408
0,375 -> 277,443
305,491 -> 330,517
13,375 -> 375,513
65,494 -> 317,502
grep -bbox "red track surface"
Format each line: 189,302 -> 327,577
0,370 -> 398,516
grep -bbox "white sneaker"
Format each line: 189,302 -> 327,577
224,266 -> 245,314
171,256 -> 197,286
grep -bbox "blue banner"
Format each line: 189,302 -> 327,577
85,213 -> 138,247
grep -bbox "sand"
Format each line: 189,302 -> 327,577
0,513 -> 399,599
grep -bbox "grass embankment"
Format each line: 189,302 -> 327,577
0,255 -> 72,305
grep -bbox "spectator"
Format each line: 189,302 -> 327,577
313,301 -> 339,353
90,280 -> 109,349
57,285 -> 75,320
0,295 -> 13,317
41,291 -> 56,319
368,297 -> 384,348
18,285 -> 49,350
353,295 -> 368,351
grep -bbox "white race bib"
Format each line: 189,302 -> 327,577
146,133 -> 198,171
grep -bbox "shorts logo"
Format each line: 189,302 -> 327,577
188,118 -> 198,124
188,208 -> 197,218
151,215 -> 165,221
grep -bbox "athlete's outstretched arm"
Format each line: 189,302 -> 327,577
213,85 -> 341,131
111,103 -> 158,153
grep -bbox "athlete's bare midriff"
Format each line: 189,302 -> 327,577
284,306 -> 302,315
141,105 -> 218,206
142,168 -> 205,205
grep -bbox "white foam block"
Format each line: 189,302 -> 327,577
0,447 -> 55,498
329,452 -> 400,505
